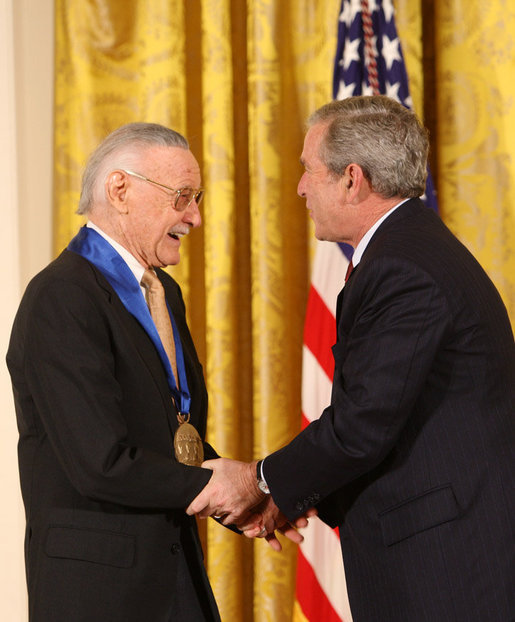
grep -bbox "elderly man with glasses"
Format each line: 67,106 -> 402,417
7,122 -> 270,622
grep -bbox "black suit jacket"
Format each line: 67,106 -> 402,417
7,249 -> 220,621
265,199 -> 515,621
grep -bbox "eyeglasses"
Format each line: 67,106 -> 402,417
122,169 -> 204,212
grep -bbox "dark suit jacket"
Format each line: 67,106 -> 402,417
7,249 -> 220,622
265,199 -> 515,621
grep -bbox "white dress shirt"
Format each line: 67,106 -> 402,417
86,221 -> 147,296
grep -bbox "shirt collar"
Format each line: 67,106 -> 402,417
86,221 -> 147,286
352,198 -> 409,267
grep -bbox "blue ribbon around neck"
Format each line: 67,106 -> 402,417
67,226 -> 191,414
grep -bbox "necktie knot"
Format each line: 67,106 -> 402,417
141,269 -> 161,294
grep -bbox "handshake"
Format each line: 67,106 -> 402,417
186,458 -> 316,551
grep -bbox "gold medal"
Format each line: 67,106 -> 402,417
174,413 -> 204,466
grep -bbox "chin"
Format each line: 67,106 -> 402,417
162,253 -> 180,267
155,245 -> 181,267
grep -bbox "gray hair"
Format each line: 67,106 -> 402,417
308,96 -> 429,198
77,122 -> 189,214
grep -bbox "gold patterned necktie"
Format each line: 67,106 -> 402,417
141,269 -> 204,466
141,269 -> 179,388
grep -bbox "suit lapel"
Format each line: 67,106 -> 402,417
90,261 -> 180,436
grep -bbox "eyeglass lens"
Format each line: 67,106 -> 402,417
175,188 -> 204,210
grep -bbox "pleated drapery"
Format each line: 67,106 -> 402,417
53,2 -> 515,620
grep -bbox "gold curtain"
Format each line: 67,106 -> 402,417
53,1 -> 515,620
397,1 -> 515,321
434,1 -> 515,319
54,1 -> 337,620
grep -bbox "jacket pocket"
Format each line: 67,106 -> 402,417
45,525 -> 135,568
379,484 -> 459,546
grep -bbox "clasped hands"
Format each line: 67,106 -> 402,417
186,458 -> 315,552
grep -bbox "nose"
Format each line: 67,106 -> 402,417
297,172 -> 307,198
183,199 -> 202,228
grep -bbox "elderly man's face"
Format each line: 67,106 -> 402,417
120,145 -> 202,268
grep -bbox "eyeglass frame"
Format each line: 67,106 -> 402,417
121,169 -> 204,212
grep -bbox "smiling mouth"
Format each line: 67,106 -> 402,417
168,231 -> 187,241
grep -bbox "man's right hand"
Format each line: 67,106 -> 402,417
186,458 -> 264,525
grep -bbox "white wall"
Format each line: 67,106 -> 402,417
0,3 -> 25,619
14,0 -> 54,287
1,0 -> 54,619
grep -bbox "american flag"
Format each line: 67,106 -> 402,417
294,2 -> 437,621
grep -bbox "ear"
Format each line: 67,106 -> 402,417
342,163 -> 370,203
105,170 -> 130,214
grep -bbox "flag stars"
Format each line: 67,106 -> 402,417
382,34 -> 401,70
340,36 -> 361,70
385,80 -> 400,100
361,81 -> 375,96
382,0 -> 395,23
337,80 -> 357,100
339,0 -> 362,27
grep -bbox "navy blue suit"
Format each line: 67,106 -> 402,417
265,199 -> 515,621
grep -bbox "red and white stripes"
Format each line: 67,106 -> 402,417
295,241 -> 353,622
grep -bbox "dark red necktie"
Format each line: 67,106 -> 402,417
345,260 -> 354,283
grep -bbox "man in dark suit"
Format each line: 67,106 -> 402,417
188,96 -> 515,620
7,123 -> 221,621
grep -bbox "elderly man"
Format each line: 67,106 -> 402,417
8,123 -> 219,621
188,96 -> 515,621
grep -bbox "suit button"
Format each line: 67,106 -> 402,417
170,543 -> 181,555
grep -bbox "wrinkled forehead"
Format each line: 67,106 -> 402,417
139,145 -> 201,185
301,123 -> 329,164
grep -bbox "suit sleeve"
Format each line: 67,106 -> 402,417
22,276 -> 212,510
264,256 -> 452,520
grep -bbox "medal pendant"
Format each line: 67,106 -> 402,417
174,413 -> 204,466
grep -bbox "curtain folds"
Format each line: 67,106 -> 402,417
201,1 -> 252,618
435,1 -> 515,318
53,1 -> 515,620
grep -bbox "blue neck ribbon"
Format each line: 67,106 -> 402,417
68,226 -> 191,414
